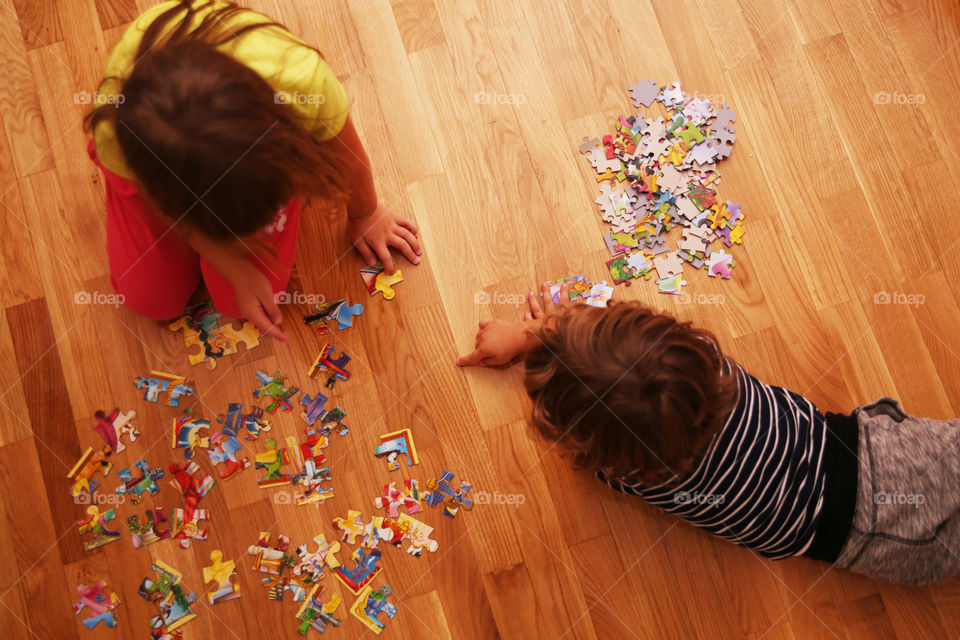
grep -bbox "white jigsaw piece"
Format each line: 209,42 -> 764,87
628,78 -> 661,108
626,250 -> 652,273
595,183 -> 617,221
675,196 -> 700,222
610,213 -> 636,234
658,81 -> 687,109
657,164 -> 688,195
678,224 -> 714,254
682,97 -> 714,125
653,252 -> 685,279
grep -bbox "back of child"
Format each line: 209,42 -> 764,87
458,284 -> 960,585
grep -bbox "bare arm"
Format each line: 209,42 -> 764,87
327,116 -> 422,273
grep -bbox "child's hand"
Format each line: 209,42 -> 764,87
348,204 -> 421,274
231,266 -> 289,342
456,282 -> 568,367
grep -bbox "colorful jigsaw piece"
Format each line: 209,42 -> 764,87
361,263 -> 403,300
373,429 -> 419,471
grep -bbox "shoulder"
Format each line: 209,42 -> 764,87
230,24 -> 349,140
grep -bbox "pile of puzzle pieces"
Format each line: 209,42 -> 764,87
582,79 -> 744,295
246,530 -> 398,635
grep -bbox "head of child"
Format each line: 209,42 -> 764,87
85,2 -> 348,242
523,301 -> 737,485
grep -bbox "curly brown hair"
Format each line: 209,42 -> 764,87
523,302 -> 738,486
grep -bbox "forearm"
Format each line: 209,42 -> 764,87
346,156 -> 378,219
183,230 -> 249,280
328,116 -> 378,218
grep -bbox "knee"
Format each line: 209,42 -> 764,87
111,275 -> 193,320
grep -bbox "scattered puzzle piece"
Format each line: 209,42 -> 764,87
374,479 -> 422,518
373,429 -> 419,472
77,506 -> 121,551
74,578 -> 120,629
333,510 -> 367,546
334,547 -> 383,594
628,78 -> 660,107
254,438 -> 292,488
115,459 -> 164,504
206,429 -> 251,480
307,344 -> 351,389
424,470 -> 474,518
361,263 -> 403,300
168,301 -> 261,369
304,299 -> 364,333
296,585 -> 342,635
203,550 -> 241,605
218,402 -> 273,440
350,584 -> 397,635
254,370 -> 299,413
171,410 -> 210,459
68,446 -> 113,501
93,408 -> 137,454
134,371 -> 193,407
708,250 -> 734,279
127,508 -> 171,548
138,561 -> 198,635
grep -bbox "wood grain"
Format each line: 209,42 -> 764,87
1,0 -> 959,638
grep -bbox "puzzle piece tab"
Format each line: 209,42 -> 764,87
361,263 -> 403,300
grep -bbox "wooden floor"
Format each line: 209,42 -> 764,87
1,0 -> 960,638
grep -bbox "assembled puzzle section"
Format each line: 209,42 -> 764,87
168,301 -> 261,369
582,79 -> 745,294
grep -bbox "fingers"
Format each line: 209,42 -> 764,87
456,348 -> 489,367
391,230 -> 421,265
558,282 -> 570,306
354,238 -> 378,267
541,281 -> 556,313
479,319 -> 492,329
375,244 -> 396,274
396,216 -> 421,245
528,289 -> 544,318
248,305 -> 289,343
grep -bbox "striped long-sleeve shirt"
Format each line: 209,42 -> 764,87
602,360 -> 828,559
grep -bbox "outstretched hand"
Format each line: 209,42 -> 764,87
456,282 -> 569,367
348,204 -> 421,274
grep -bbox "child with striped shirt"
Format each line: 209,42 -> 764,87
457,283 -> 960,584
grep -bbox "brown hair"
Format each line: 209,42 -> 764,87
84,1 -> 349,241
523,302 -> 738,486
